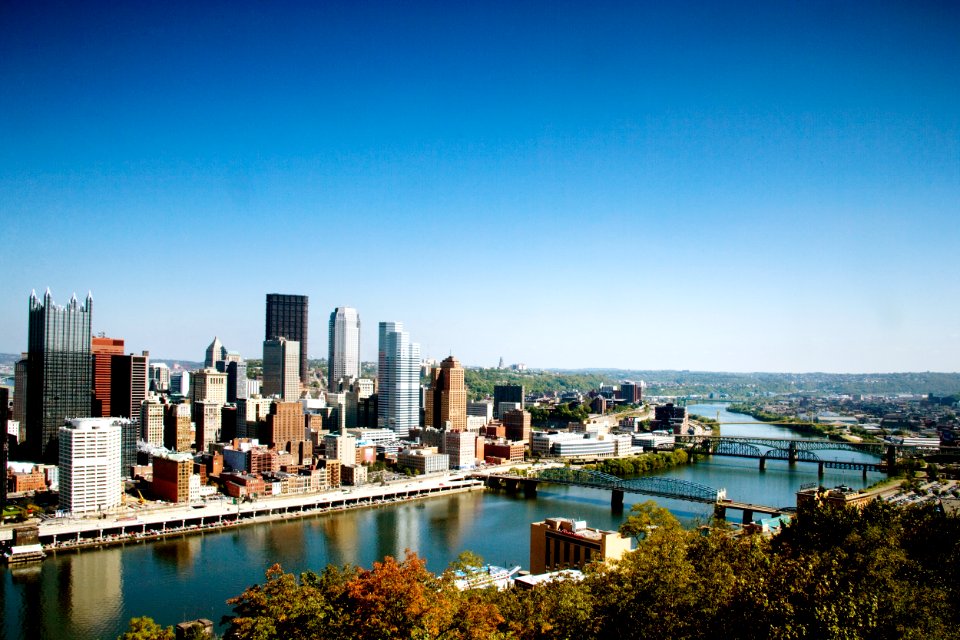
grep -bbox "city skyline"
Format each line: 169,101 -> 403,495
1,3 -> 957,373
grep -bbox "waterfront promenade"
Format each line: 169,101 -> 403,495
4,474 -> 486,552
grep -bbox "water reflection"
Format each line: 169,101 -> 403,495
66,547 -> 123,638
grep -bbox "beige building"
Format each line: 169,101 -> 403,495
194,400 -> 222,453
192,368 -> 227,405
530,517 -> 632,575
164,401 -> 193,452
443,430 -> 478,469
140,397 -> 166,447
397,446 -> 449,475
424,355 -> 467,432
324,432 -> 357,467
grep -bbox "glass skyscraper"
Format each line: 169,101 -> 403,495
265,293 -> 309,384
328,306 -> 361,391
26,289 -> 93,462
377,321 -> 420,439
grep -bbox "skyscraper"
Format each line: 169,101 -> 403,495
58,418 -> 122,514
328,307 -> 361,391
26,289 -> 93,463
204,336 -> 226,369
493,384 -> 524,419
91,337 -> 124,417
262,338 -> 300,401
265,293 -> 309,384
424,356 -> 467,432
377,322 -> 420,439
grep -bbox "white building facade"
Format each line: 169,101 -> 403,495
58,418 -> 122,514
328,307 -> 361,391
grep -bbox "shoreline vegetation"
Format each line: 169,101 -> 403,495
584,449 -> 693,476
727,403 -> 838,438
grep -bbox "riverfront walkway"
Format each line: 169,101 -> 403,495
16,476 -> 484,553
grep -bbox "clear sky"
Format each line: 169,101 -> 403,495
1,1 -> 957,373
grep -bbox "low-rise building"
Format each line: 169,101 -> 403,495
397,447 -> 449,475
530,517 -> 632,574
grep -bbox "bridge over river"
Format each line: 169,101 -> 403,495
475,468 -> 786,524
675,434 -> 891,477
477,467 -> 723,508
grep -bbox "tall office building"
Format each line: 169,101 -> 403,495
149,362 -> 170,392
204,336 -> 226,369
262,338 -> 300,401
264,400 -> 304,454
58,418 -> 122,514
224,360 -> 248,402
328,307 -> 361,391
493,384 -> 525,419
110,352 -> 149,422
91,337 -> 124,416
265,293 -> 309,384
26,289 -> 93,462
170,370 -> 190,397
194,400 -> 221,453
140,397 -> 166,446
377,322 -> 420,439
13,354 -> 28,443
192,368 -> 227,405
424,356 -> 468,432
163,402 -> 193,452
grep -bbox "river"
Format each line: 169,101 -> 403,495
2,404 -> 885,640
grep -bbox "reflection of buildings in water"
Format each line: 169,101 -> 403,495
68,547 -> 123,636
428,493 -> 479,557
153,535 -> 201,571
321,512 -> 360,566
263,520 -> 306,565
393,504 -> 421,556
7,563 -> 45,640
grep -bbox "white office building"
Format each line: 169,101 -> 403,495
58,418 -> 122,515
328,307 -> 361,391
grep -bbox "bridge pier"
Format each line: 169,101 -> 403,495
862,467 -> 868,481
714,503 -> 726,521
522,480 -> 538,498
742,509 -> 754,525
759,458 -> 766,472
818,462 -> 824,477
611,490 -> 624,512
788,441 -> 797,464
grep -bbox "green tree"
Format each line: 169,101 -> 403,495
118,617 -> 175,640
618,500 -> 680,543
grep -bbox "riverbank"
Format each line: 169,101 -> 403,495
726,403 -> 836,438
5,478 -> 485,558
583,448 -> 693,476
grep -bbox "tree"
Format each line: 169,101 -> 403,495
224,563 -> 353,640
618,500 -> 680,543
117,617 -> 175,640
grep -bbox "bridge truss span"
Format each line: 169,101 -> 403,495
535,467 -> 724,504
675,435 -> 887,458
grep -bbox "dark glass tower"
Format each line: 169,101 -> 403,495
265,293 -> 308,384
26,289 -> 93,463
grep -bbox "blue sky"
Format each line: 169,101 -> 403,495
1,1 -> 957,372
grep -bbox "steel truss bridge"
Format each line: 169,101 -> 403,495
531,467 -> 724,504
674,435 -> 888,473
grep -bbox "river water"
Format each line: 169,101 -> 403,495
2,403 -> 884,640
